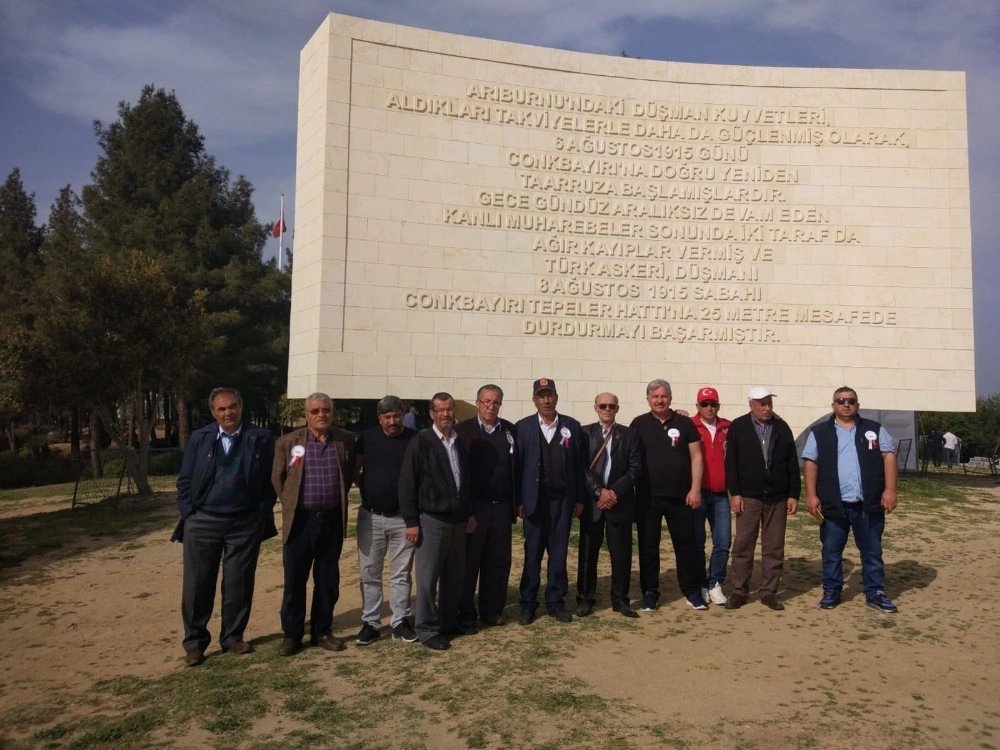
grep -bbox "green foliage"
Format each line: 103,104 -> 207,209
917,393 -> 1000,457
0,452 -> 78,489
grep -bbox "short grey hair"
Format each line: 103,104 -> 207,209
305,392 -> 332,407
208,387 -> 241,410
376,395 -> 404,415
646,379 -> 672,396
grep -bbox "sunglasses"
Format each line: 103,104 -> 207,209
698,401 -> 719,408
834,398 -> 858,405
597,403 -> 619,410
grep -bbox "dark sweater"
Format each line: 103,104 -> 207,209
397,429 -> 473,526
356,426 -> 416,513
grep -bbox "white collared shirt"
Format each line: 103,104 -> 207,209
601,423 -> 615,484
478,416 -> 499,435
218,425 -> 242,455
538,413 -> 560,443
433,424 -> 462,491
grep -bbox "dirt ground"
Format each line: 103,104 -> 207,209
1,479 -> 998,749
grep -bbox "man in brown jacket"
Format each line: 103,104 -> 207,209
272,393 -> 355,656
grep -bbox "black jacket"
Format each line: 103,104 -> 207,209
582,422 -> 641,521
397,428 -> 473,526
725,413 -> 801,501
172,420 -> 277,541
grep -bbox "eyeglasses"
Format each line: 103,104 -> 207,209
308,408 -> 332,415
834,398 -> 858,405
698,401 -> 719,408
477,400 -> 501,408
432,407 -> 455,414
597,403 -> 619,410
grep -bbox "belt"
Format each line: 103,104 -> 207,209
296,508 -> 339,519
362,506 -> 398,517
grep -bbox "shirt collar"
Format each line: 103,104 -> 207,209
218,424 -> 242,439
478,416 -> 499,433
433,424 -> 455,444
537,413 -> 559,428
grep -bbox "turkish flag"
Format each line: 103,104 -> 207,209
272,212 -> 286,238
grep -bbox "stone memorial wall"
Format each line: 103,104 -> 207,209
290,13 -> 973,431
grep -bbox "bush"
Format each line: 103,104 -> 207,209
0,452 -> 79,489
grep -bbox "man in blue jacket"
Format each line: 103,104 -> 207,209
173,387 -> 277,667
802,386 -> 898,612
514,378 -> 586,624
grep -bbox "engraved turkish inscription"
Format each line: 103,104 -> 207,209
383,80 -> 906,343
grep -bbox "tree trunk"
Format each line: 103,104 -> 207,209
177,394 -> 190,449
70,407 -> 80,461
162,391 -> 173,444
89,410 -> 103,478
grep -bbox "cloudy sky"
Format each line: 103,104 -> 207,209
1,0 -> 997,395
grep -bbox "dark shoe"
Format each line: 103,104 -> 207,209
311,634 -> 346,652
820,589 -> 842,609
725,592 -> 749,610
184,648 -> 205,667
761,594 -> 785,611
481,613 -> 503,626
518,608 -> 535,626
866,591 -> 898,613
391,621 -> 418,642
548,608 -> 573,623
640,592 -> 659,612
451,622 -> 478,636
356,623 -> 381,645
685,592 -> 709,611
225,640 -> 253,654
576,602 -> 594,617
278,638 -> 300,657
423,635 -> 451,651
616,604 -> 639,618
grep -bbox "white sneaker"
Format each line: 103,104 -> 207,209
708,583 -> 728,606
701,587 -> 710,604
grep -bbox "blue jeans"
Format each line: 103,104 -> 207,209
820,502 -> 886,596
693,491 -> 731,588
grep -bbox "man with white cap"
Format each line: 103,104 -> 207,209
724,387 -> 800,611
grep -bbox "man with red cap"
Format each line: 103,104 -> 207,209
691,387 -> 731,606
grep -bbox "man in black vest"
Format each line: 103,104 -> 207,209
173,387 -> 277,667
455,384 -> 517,627
802,386 -> 899,612
514,378 -> 586,624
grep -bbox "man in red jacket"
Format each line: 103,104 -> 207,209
691,387 -> 731,606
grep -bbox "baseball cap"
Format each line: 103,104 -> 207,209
532,378 -> 557,395
696,387 -> 719,403
747,386 -> 776,401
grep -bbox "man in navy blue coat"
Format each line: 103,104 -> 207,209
514,378 -> 586,624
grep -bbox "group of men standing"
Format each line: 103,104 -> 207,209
173,379 -> 900,666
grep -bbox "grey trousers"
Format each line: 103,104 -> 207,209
356,508 -> 415,629
181,509 -> 263,652
413,514 -> 466,642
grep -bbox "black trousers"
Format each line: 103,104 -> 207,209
181,509 -> 263,652
459,499 -> 513,622
636,495 -> 701,599
519,494 -> 572,612
576,510 -> 633,608
280,509 -> 344,641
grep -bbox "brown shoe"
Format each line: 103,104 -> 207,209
278,638 -> 301,657
725,592 -> 749,610
310,634 -> 346,652
225,640 -> 253,654
185,648 -> 205,667
761,594 -> 785,611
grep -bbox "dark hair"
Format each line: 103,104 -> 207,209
208,387 -> 242,410
477,384 -> 504,401
833,386 -> 858,399
431,392 -> 454,406
376,395 -> 404,415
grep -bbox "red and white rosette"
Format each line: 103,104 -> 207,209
290,444 -> 305,467
560,426 -> 571,448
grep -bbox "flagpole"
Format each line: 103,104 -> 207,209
278,193 -> 284,271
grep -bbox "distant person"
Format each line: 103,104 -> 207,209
353,396 -> 418,646
272,393 -> 355,656
724,387 -> 800,611
514,378 -> 586,624
173,387 -> 277,667
454,384 -> 517,627
577,392 -> 642,617
801,387 -> 899,613
398,392 -> 475,650
403,406 -> 418,430
629,379 -> 707,612
928,430 -> 944,468
942,430 -> 959,470
691,386 -> 731,606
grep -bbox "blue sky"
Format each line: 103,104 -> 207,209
1,0 -> 997,395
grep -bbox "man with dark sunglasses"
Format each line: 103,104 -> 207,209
801,387 -> 898,613
691,387 -> 731,606
576,393 -> 642,617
